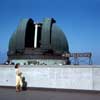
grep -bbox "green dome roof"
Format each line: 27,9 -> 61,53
8,18 -> 69,59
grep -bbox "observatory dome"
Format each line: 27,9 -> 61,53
7,18 -> 70,65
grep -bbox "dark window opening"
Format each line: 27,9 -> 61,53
37,25 -> 42,48
25,19 -> 35,48
50,24 -> 52,44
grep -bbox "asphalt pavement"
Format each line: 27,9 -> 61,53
0,87 -> 100,100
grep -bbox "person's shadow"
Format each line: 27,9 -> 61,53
22,77 -> 27,91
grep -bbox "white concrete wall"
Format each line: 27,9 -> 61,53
0,65 -> 100,91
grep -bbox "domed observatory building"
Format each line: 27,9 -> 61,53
7,18 -> 70,65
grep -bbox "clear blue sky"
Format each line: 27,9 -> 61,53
0,0 -> 100,64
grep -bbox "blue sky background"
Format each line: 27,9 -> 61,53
0,0 -> 100,64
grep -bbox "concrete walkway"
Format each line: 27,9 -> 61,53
0,87 -> 100,100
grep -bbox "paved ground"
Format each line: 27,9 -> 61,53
0,87 -> 100,100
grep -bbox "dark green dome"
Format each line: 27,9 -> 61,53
8,18 -> 69,60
